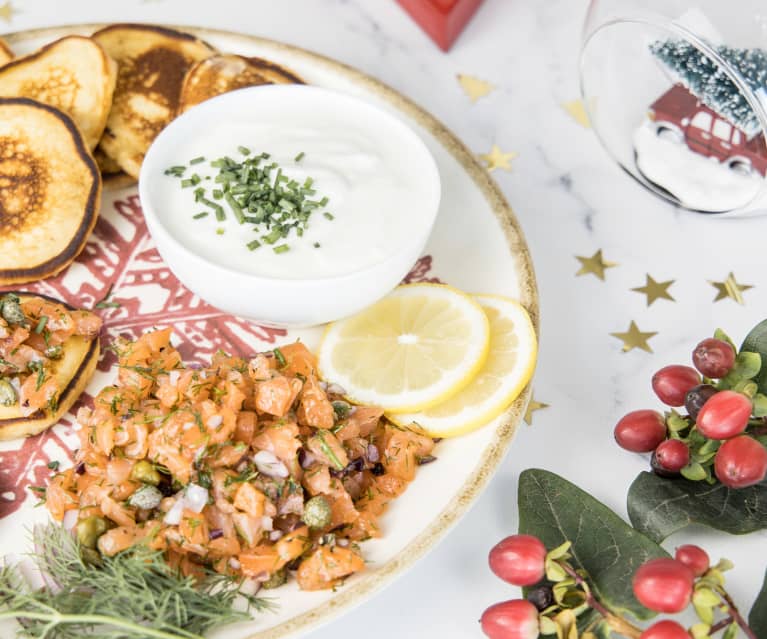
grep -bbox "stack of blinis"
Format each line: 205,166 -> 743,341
0,24 -> 302,286
0,25 -> 301,440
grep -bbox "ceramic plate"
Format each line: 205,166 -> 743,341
0,24 -> 538,639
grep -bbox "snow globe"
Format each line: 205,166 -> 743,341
581,1 -> 767,215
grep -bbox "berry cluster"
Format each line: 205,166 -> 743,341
614,333 -> 767,488
480,534 -> 755,638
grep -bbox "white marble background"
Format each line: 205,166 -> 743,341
4,0 -> 767,637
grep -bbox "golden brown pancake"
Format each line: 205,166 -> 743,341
178,53 -> 303,114
0,36 -> 117,149
93,24 -> 216,178
0,97 -> 101,285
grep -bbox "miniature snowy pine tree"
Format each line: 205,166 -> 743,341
651,39 -> 767,137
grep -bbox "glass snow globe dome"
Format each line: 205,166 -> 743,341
581,1 -> 767,215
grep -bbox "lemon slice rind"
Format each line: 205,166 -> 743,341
388,294 -> 537,438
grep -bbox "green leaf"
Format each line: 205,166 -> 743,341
720,351 -> 761,388
627,471 -> 767,541
518,469 -> 668,622
741,319 -> 767,394
750,568 -> 767,637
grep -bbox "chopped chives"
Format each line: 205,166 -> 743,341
323,212 -> 335,221
313,242 -> 320,248
164,165 -> 186,177
225,192 -> 245,224
34,316 -> 48,334
169,146 -> 330,251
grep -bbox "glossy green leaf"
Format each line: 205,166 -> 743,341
741,319 -> 767,394
627,471 -> 767,541
518,469 -> 668,622
750,568 -> 767,637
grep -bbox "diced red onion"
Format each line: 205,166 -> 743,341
261,516 -> 274,531
62,509 -> 78,531
209,528 -> 224,540
229,558 -> 241,570
168,370 -> 180,386
269,530 -> 283,541
337,538 -> 349,547
184,483 -> 209,513
163,498 -> 184,525
298,449 -> 316,469
326,383 -> 346,395
253,450 -> 289,478
207,414 -> 223,429
367,444 -> 380,463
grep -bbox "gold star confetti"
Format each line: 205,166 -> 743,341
631,274 -> 675,306
611,321 -> 658,353
562,99 -> 592,128
524,397 -> 549,425
575,250 -> 618,281
457,73 -> 495,103
0,1 -> 17,22
709,272 -> 753,305
479,144 -> 517,172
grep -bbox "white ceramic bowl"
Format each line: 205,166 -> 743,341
139,84 -> 441,327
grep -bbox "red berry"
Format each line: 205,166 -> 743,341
652,365 -> 700,406
633,558 -> 694,613
488,535 -> 547,586
674,545 -> 709,577
640,619 -> 691,639
615,410 -> 667,453
692,338 -> 735,378
714,435 -> 767,489
695,390 -> 752,440
654,439 -> 690,473
480,600 -> 539,639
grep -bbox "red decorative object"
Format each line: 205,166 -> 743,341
649,84 -> 767,177
396,0 -> 485,51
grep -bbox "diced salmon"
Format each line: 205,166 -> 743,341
347,406 -> 384,438
239,545 -> 280,577
275,525 -> 311,568
233,482 -> 266,518
306,430 -> 348,471
296,546 -> 365,590
252,420 -> 301,465
98,526 -> 139,556
296,376 -> 334,429
255,376 -> 301,417
302,464 -> 332,496
277,342 -> 317,379
235,410 -> 257,445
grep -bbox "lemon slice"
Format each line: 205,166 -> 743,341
389,295 -> 537,437
317,284 -> 490,412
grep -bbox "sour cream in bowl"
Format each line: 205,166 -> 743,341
139,84 -> 441,327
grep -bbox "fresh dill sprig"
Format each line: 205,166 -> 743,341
0,523 -> 274,638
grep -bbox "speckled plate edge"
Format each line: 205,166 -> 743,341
3,23 -> 539,639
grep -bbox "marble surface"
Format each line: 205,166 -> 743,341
4,0 -> 767,636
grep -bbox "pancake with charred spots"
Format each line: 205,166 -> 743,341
93,24 -> 216,179
0,97 -> 100,285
